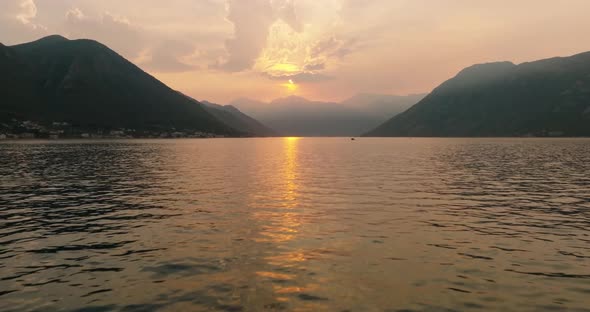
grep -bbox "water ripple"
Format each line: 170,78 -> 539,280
1,138 -> 589,311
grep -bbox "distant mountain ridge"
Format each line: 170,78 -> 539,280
366,52 -> 590,137
230,93 -> 425,136
199,100 -> 276,136
1,35 -> 236,135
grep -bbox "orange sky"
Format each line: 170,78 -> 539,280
2,0 -> 590,103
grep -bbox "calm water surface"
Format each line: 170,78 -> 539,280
1,138 -> 589,311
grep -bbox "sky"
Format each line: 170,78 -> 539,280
1,0 -> 590,104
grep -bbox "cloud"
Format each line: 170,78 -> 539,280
263,71 -> 333,83
140,40 -> 198,73
63,8 -> 208,73
309,36 -> 357,60
0,0 -> 46,44
0,0 -> 39,26
303,62 -> 325,71
1,2 -> 217,73
294,36 -> 357,76
275,0 -> 303,32
64,8 -> 145,59
243,27 -> 357,83
14,0 -> 37,25
216,0 -> 303,72
216,0 -> 275,71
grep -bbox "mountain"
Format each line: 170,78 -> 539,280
341,93 -> 425,120
200,100 -> 276,136
230,94 -> 424,136
0,35 -> 235,135
366,52 -> 590,137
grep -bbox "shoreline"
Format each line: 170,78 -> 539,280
1,136 -> 589,142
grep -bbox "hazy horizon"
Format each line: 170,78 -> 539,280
2,0 -> 590,103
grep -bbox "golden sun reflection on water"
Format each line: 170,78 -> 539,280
256,271 -> 295,280
282,137 -> 299,207
252,138 -> 318,303
252,137 -> 302,243
265,250 -> 308,266
241,138 -> 332,307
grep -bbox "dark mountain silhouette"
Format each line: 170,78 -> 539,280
200,100 -> 276,136
366,52 -> 590,137
0,35 -> 235,134
230,93 -> 424,136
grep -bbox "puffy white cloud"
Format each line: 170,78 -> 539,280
0,0 -> 46,44
0,0 -> 38,25
15,0 -> 37,25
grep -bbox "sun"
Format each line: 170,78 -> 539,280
282,79 -> 298,92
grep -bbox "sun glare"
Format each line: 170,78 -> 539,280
268,63 -> 300,74
281,79 -> 298,92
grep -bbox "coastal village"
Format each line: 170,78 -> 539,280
0,119 -> 227,140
